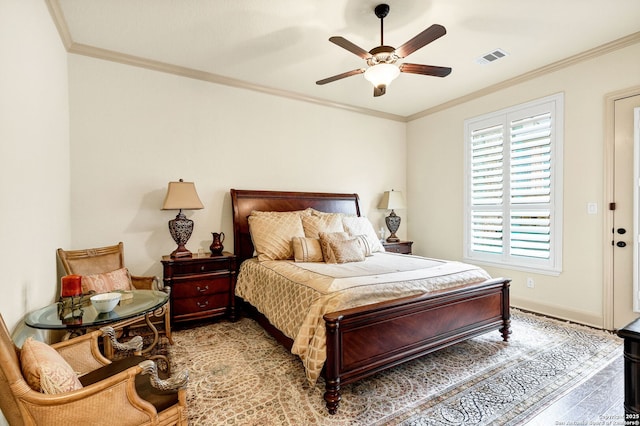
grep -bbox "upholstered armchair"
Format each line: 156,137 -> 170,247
0,313 -> 188,425
56,242 -> 173,347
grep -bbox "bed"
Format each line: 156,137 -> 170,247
230,189 -> 511,414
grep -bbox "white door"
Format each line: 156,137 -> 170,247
612,93 -> 640,329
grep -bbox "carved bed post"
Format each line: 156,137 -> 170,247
500,281 -> 512,341
324,317 -> 341,414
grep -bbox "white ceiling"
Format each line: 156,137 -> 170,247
51,0 -> 640,120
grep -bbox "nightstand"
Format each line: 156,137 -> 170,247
382,240 -> 413,255
161,252 -> 237,325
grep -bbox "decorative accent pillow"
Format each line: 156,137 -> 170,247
318,232 -> 350,263
342,216 -> 385,253
20,337 -> 83,394
353,234 -> 375,257
248,211 -> 305,261
302,214 -> 344,239
81,267 -> 132,294
291,237 -> 324,262
329,238 -> 366,264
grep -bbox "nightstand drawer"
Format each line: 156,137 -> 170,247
172,293 -> 230,314
171,276 -> 230,298
170,258 -> 232,275
382,241 -> 413,255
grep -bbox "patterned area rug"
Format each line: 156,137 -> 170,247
167,310 -> 622,425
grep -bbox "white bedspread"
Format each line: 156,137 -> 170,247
235,252 -> 491,383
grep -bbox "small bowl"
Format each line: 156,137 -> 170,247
90,292 -> 122,313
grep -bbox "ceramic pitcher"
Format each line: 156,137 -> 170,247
210,232 -> 225,255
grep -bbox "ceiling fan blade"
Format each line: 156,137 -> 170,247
395,24 -> 447,58
316,68 -> 365,85
329,36 -> 372,59
373,86 -> 386,97
399,63 -> 452,77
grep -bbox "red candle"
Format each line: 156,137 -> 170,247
61,275 -> 82,297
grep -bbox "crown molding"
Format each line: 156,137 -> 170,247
66,41 -> 407,122
46,0 -> 639,123
406,31 -> 640,121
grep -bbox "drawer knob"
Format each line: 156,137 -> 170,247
196,300 -> 209,308
196,285 -> 209,293
201,265 -> 205,271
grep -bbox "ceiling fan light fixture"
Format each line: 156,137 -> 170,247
364,63 -> 400,89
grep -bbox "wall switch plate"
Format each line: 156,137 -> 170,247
587,202 -> 598,214
526,277 -> 535,288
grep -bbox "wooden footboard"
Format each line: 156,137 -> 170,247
322,277 -> 511,414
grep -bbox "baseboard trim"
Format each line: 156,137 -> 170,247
511,296 -> 605,330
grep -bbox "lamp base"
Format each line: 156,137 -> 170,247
170,245 -> 192,258
385,210 -> 401,243
386,234 -> 400,243
168,210 -> 194,258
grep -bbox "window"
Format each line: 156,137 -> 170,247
463,93 -> 563,274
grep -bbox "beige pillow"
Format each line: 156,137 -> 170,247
318,232 -> 350,263
342,216 -> 385,253
292,237 -> 324,262
248,212 -> 305,261
251,208 -> 314,217
20,337 -> 83,394
81,267 -> 132,294
330,238 -> 366,263
302,214 -> 344,239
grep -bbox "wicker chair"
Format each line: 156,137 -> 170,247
0,313 -> 188,425
57,242 -> 173,347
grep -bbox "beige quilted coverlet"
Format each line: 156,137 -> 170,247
235,252 -> 492,383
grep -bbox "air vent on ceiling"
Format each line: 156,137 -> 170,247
476,48 -> 509,65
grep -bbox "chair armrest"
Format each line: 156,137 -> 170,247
139,360 -> 189,391
130,275 -> 159,291
52,329 -> 111,374
15,363 -> 158,423
131,275 -> 172,296
52,327 -> 143,375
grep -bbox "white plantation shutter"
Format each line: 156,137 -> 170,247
464,94 -> 563,274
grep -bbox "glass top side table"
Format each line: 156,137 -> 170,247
24,290 -> 169,356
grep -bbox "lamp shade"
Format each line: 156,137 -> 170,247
162,180 -> 204,211
378,190 -> 406,210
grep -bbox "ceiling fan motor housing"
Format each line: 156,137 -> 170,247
367,45 -> 399,66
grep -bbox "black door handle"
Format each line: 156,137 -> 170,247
617,241 -> 627,247
617,228 -> 627,234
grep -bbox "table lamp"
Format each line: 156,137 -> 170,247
162,179 -> 204,258
378,190 -> 406,243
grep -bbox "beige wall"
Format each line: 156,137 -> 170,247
0,0 -> 70,332
67,54 -> 407,279
407,42 -> 640,328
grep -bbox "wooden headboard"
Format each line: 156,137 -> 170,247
230,189 -> 361,263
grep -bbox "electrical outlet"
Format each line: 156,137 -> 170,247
526,277 -> 535,288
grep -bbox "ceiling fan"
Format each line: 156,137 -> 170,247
316,3 -> 452,97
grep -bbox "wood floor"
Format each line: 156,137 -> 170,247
523,351 -> 625,425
